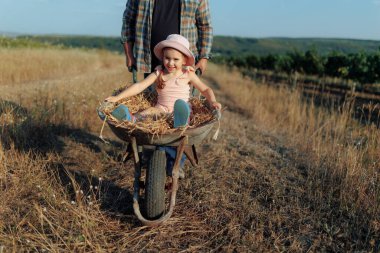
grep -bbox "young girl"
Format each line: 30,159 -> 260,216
105,34 -> 221,127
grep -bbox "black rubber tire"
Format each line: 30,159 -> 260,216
145,149 -> 166,219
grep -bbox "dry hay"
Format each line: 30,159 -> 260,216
98,92 -> 216,135
0,100 -> 29,126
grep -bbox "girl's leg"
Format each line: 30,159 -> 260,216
135,106 -> 166,121
112,105 -> 166,122
173,99 -> 191,128
111,104 -> 135,122
139,107 -> 165,116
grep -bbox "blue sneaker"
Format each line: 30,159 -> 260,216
97,101 -> 113,120
173,99 -> 190,128
111,104 -> 135,122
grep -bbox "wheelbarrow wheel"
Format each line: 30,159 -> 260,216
145,149 -> 166,219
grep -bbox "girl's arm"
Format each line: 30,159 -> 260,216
106,73 -> 157,103
189,72 -> 222,110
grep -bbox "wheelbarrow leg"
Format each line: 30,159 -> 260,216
184,144 -> 199,167
172,136 -> 187,181
122,143 -> 133,162
132,136 -> 188,227
131,137 -> 142,206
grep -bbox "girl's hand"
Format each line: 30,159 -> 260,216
105,96 -> 119,103
212,101 -> 222,110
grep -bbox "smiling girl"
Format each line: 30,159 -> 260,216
105,34 -> 221,127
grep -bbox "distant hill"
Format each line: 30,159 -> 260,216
14,34 -> 380,57
213,36 -> 380,56
0,31 -> 20,38
17,35 -> 121,52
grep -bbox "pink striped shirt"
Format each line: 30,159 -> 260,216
154,66 -> 192,113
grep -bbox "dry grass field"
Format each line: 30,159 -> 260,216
0,46 -> 379,252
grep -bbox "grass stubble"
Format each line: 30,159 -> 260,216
0,46 -> 379,252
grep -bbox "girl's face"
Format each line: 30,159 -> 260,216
162,48 -> 186,73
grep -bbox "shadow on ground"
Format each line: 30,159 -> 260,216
0,99 -> 136,220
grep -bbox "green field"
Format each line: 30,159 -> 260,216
212,36 -> 380,56
10,34 -> 380,57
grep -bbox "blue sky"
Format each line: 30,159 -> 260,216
1,0 -> 380,40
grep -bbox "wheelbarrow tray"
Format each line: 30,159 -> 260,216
107,119 -> 217,146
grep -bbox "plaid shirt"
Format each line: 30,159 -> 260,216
121,0 -> 213,72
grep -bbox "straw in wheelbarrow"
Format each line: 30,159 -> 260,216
98,92 -> 216,135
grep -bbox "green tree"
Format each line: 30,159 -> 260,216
230,56 -> 247,69
348,53 -> 369,83
287,50 -> 304,73
366,52 -> 380,83
325,52 -> 350,78
276,54 -> 294,73
302,50 -> 324,75
245,54 -> 261,69
260,54 -> 278,70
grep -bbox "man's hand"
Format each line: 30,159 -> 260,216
126,54 -> 136,70
123,42 -> 136,71
195,58 -> 208,74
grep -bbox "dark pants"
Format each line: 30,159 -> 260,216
158,146 -> 186,176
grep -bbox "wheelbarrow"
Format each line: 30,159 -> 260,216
100,69 -> 221,226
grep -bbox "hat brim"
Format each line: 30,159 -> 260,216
153,40 -> 195,66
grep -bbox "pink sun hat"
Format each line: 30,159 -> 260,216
153,34 -> 195,66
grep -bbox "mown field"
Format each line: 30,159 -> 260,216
0,45 -> 379,252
